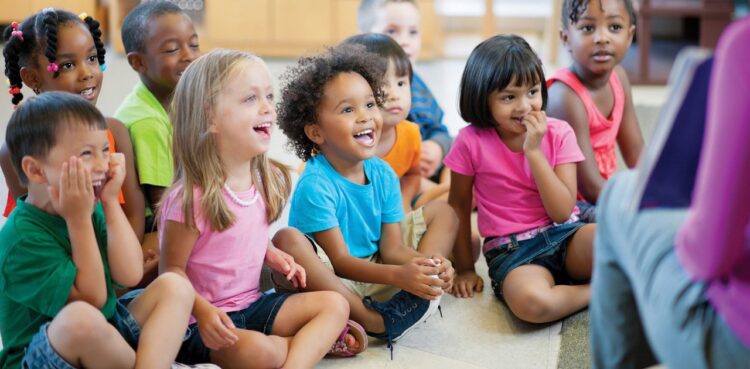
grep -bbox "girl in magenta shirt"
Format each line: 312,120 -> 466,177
446,35 -> 596,324
159,49 -> 365,368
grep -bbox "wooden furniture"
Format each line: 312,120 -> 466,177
634,0 -> 734,84
201,0 -> 442,59
0,0 -> 97,25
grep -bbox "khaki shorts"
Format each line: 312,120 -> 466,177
277,207 -> 427,302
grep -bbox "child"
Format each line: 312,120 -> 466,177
446,35 -> 595,324
275,44 -> 455,355
546,0 -> 644,220
115,0 -> 200,215
159,49 -> 361,368
358,0 -> 452,201
1,8 -> 145,241
591,18 -> 750,368
0,92 -> 200,369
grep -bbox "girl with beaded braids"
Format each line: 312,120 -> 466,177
1,9 -> 148,249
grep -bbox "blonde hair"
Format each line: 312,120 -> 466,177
357,0 -> 418,32
165,49 -> 291,232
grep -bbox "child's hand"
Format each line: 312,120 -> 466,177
265,246 -> 307,289
431,255 -> 455,292
99,153 -> 126,204
449,270 -> 484,298
49,156 -> 95,221
522,111 -> 548,153
396,257 -> 443,300
420,140 -> 443,177
195,304 -> 239,350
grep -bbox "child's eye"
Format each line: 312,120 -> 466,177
528,89 -> 539,96
266,93 -> 274,101
342,106 -> 353,114
190,43 -> 200,49
501,95 -> 514,101
61,62 -> 75,70
80,150 -> 93,157
397,81 -> 406,87
409,29 -> 419,36
165,48 -> 179,54
366,101 -> 377,109
88,55 -> 97,63
245,95 -> 257,103
580,25 -> 595,32
385,28 -> 397,35
609,24 -> 623,32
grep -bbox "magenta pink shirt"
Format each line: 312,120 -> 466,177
160,184 -> 268,323
444,118 -> 584,238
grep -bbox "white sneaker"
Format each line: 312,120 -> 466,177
171,363 -> 221,369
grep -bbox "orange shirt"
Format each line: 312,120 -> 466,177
3,129 -> 124,217
381,121 -> 421,178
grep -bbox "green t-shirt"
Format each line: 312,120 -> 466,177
114,81 -> 174,189
0,197 -> 116,369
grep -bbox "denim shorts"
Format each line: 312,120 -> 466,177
21,289 -> 144,369
484,222 -> 586,300
576,200 -> 596,223
176,291 -> 291,364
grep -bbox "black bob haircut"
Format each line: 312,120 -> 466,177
459,34 -> 547,128
6,91 -> 107,184
341,33 -> 413,82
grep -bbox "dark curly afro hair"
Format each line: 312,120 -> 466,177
277,43 -> 387,161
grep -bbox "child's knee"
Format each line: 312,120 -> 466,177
315,291 -> 350,317
272,227 -> 309,253
151,272 -> 194,303
52,301 -> 110,341
507,289 -> 553,323
424,200 -> 458,229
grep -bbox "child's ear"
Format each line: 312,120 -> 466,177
19,66 -> 41,94
304,123 -> 325,145
21,156 -> 47,184
126,52 -> 146,73
560,29 -> 571,52
627,24 -> 636,44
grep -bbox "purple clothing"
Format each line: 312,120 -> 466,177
675,18 -> 750,348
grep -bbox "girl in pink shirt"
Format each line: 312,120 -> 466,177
445,35 -> 596,323
159,49 -> 366,368
546,0 -> 644,219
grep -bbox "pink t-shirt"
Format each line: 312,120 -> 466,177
160,184 -> 268,322
444,118 -> 584,238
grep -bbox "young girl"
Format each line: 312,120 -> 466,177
546,0 -> 644,220
159,49 -> 365,369
446,35 -> 595,323
2,8 -> 146,241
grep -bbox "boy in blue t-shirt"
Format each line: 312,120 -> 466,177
275,44 -> 457,355
0,93 -> 199,369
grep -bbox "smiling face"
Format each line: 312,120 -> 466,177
139,12 -> 200,92
488,78 -> 544,136
36,123 -> 111,200
562,0 -> 635,76
26,23 -> 103,104
309,72 -> 383,165
370,2 -> 422,64
381,60 -> 412,128
209,60 -> 275,162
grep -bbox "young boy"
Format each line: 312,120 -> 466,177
115,1 -> 200,214
275,44 -> 456,356
358,0 -> 453,192
0,92 -> 204,369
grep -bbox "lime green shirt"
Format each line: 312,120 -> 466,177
114,81 -> 174,188
0,197 -> 116,369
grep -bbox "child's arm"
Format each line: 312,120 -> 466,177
106,118 -> 146,242
314,227 -> 441,300
547,84 -> 606,203
265,241 -> 306,289
400,170 -> 421,213
50,157 -> 107,307
144,185 -> 166,214
100,153 -> 143,288
447,170 -> 483,298
1,143 -> 25,199
614,66 -> 644,168
524,112 -> 578,223
160,220 -> 239,350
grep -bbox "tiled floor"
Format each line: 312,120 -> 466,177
0,44 -> 666,368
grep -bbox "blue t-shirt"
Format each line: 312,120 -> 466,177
289,155 -> 404,258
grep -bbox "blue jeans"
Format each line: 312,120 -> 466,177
21,290 -> 143,369
591,171 -> 750,369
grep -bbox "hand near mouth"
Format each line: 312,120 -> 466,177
99,153 -> 126,204
522,111 -> 548,153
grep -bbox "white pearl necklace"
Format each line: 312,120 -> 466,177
223,183 -> 259,207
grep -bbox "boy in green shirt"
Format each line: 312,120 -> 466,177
115,1 -> 200,213
0,92 -> 197,369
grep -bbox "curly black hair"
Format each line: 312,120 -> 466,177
3,8 -> 106,105
277,44 -> 387,161
562,0 -> 636,27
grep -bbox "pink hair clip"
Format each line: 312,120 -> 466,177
8,86 -> 21,95
10,21 -> 23,41
46,63 -> 59,73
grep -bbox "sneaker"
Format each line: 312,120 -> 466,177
363,290 -> 441,344
171,363 -> 221,368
